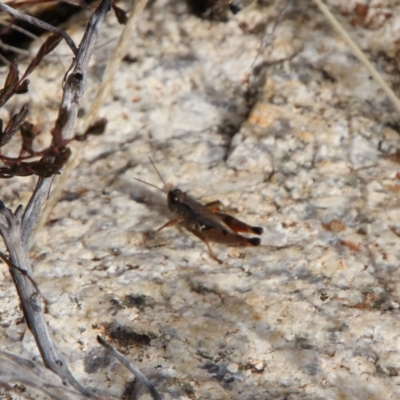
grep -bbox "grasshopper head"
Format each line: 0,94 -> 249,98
167,189 -> 185,213
229,0 -> 255,14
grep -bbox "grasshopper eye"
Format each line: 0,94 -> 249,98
168,189 -> 182,205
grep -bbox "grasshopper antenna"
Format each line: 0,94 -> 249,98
250,0 -> 293,69
133,157 -> 170,193
133,177 -> 167,194
149,156 -> 167,188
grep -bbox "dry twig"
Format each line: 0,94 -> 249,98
251,0 -> 293,69
0,2 -> 78,54
313,0 -> 400,114
0,0 -> 112,396
97,336 -> 162,400
0,1 -> 161,397
36,0 -> 149,236
0,351 -> 103,400
0,201 -> 93,396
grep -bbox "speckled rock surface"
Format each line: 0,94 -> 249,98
2,1 -> 400,399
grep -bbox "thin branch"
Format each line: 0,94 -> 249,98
0,351 -> 95,400
56,0 -> 112,143
0,202 -> 93,397
21,177 -> 52,249
0,52 -> 10,65
313,0 -> 400,114
81,0 -> 148,133
24,0 -> 112,245
251,0 -> 293,69
0,38 -> 31,56
0,3 -> 78,55
0,251 -> 48,305
36,0 -> 148,237
0,0 -> 111,396
9,23 -> 40,41
97,336 -> 162,400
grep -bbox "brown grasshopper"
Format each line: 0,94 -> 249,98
134,158 -> 263,263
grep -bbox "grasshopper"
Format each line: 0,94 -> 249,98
229,0 -> 256,14
134,158 -> 263,263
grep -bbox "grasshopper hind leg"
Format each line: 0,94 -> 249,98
247,237 -> 261,246
251,226 -> 263,235
215,213 -> 264,236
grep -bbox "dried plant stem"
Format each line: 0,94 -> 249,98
0,351 -> 100,400
0,2 -> 78,55
313,0 -> 400,114
0,52 -> 10,65
82,0 -> 148,132
97,336 -> 162,400
32,0 -> 118,241
35,0 -> 149,236
0,202 -> 93,396
22,177 -> 53,249
0,0 -> 111,396
251,0 -> 293,69
0,38 -> 31,55
10,23 -> 40,41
